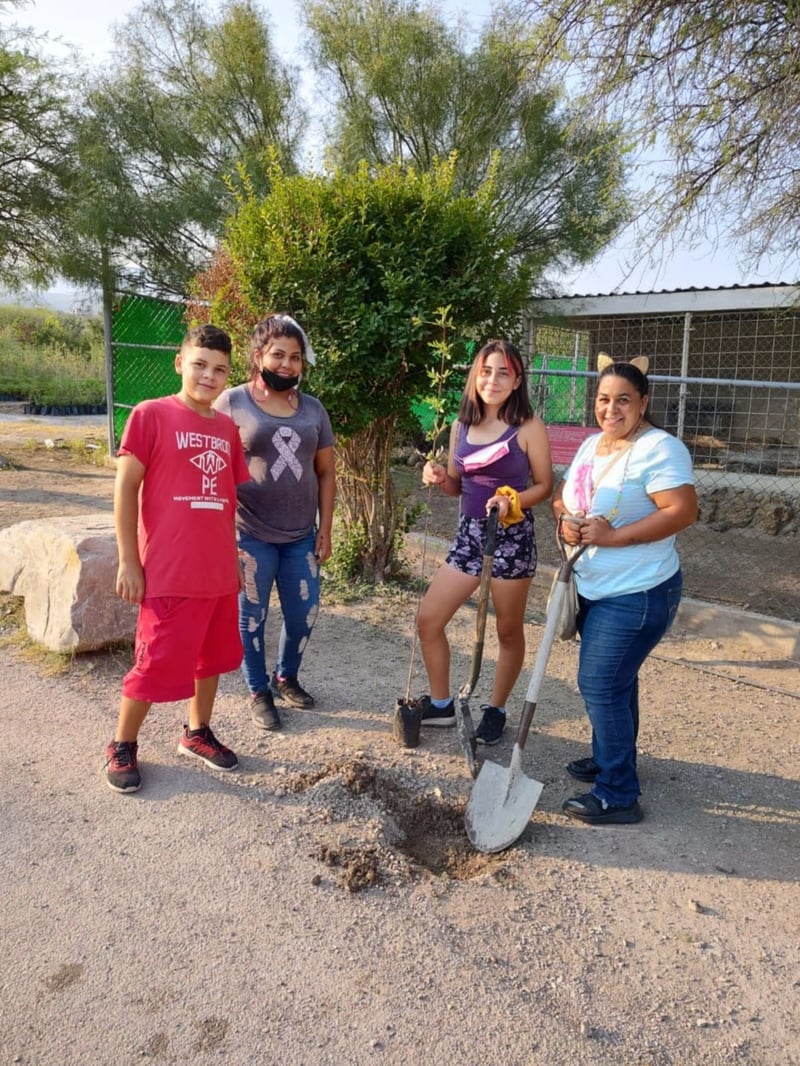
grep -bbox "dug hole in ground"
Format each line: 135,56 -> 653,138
0,411 -> 798,1065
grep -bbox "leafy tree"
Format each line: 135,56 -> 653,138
303,0 -> 630,272
59,0 -> 305,295
193,154 -> 533,581
0,2 -> 69,286
525,0 -> 800,265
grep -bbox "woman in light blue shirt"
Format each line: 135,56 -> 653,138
552,355 -> 697,825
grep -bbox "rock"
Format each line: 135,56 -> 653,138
0,514 -> 138,652
715,490 -> 757,528
751,494 -> 795,535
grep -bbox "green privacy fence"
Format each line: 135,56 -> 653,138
530,353 -> 588,423
107,297 -> 590,450
411,353 -> 589,440
108,293 -> 187,449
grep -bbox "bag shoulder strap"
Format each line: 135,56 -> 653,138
590,443 -> 629,499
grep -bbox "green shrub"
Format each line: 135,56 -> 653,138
0,305 -> 105,406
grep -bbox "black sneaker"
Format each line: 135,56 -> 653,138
177,725 -> 239,771
104,739 -> 141,793
475,705 -> 506,746
418,694 -> 456,727
252,689 -> 282,731
562,792 -> 643,825
271,673 -> 315,708
567,756 -> 599,782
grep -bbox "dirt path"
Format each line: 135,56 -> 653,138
1,414 -> 799,1065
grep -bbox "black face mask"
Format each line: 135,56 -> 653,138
261,367 -> 300,392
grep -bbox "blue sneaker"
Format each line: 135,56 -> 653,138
475,705 -> 506,746
418,694 -> 456,727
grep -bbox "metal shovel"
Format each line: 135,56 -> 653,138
465,524 -> 587,853
455,507 -> 499,778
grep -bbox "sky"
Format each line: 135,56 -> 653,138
11,0 -> 797,298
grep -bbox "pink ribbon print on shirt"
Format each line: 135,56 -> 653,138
571,462 -> 594,514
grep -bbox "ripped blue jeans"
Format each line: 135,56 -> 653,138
237,530 -> 320,696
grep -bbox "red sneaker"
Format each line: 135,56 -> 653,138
177,725 -> 238,771
104,740 -> 141,793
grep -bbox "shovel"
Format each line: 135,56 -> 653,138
455,506 -> 499,778
465,521 -> 587,853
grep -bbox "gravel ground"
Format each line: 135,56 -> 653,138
1,414 -> 798,1065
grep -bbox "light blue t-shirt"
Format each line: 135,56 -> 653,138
561,428 -> 695,599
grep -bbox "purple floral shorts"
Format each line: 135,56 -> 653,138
446,512 -> 537,579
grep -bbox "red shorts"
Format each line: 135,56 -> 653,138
122,593 -> 243,703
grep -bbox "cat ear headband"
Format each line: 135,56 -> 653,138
597,352 -> 650,375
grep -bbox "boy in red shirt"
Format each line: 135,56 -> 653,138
104,325 -> 250,793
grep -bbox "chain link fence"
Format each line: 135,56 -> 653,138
103,290 -> 798,622
526,308 -> 800,623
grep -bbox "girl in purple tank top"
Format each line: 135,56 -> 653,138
415,339 -> 553,746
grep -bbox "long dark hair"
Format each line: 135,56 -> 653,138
598,361 -> 656,426
458,339 -> 533,427
248,314 -> 307,379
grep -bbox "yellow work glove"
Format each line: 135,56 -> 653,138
495,485 -> 524,527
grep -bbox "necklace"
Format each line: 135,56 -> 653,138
592,426 -> 647,524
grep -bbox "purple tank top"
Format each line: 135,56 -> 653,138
454,423 -> 530,518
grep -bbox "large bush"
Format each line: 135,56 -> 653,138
194,155 -> 533,581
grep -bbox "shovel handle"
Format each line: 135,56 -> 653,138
556,514 -> 588,581
464,507 -> 499,694
513,524 -> 588,751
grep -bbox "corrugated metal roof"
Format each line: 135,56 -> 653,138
553,281 -> 798,300
535,283 -> 800,316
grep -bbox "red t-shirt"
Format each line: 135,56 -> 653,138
119,395 -> 250,597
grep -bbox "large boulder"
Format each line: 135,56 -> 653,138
0,514 -> 137,652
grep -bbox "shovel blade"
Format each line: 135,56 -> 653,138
456,692 -> 479,778
465,745 -> 543,854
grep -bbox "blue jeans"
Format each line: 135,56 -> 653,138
238,530 -> 320,696
576,569 -> 683,807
